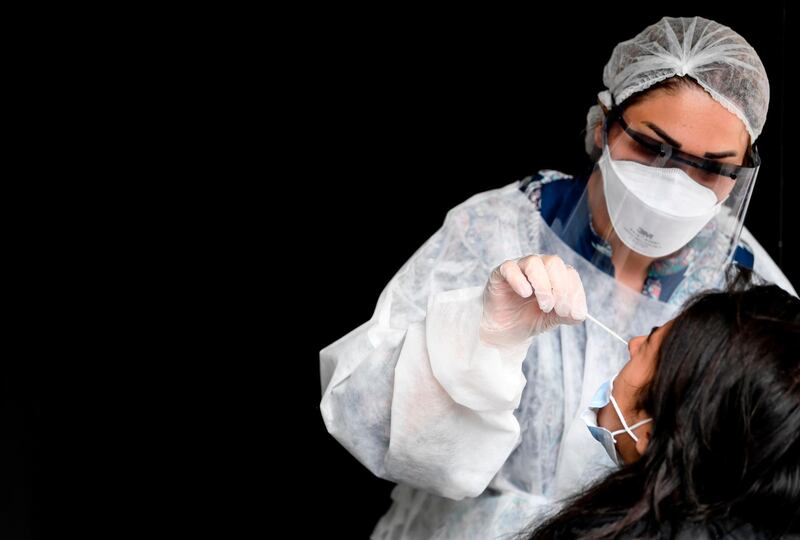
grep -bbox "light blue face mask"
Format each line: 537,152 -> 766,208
581,373 -> 653,466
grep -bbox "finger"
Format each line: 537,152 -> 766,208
498,260 -> 533,298
565,265 -> 587,321
542,255 -> 571,317
520,255 -> 554,312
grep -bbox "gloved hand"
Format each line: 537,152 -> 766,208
480,254 -> 587,347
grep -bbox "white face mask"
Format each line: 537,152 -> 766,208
582,373 -> 653,466
599,147 -> 722,258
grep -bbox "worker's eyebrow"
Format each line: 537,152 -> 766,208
643,122 -> 682,148
703,150 -> 738,159
643,121 -> 738,159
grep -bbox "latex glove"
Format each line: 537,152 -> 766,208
480,254 -> 587,347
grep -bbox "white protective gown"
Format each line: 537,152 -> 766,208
319,179 -> 795,539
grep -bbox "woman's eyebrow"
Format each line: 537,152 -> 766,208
646,326 -> 660,343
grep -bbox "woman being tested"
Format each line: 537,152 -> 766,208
523,283 -> 800,539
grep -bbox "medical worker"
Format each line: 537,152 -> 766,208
320,16 -> 796,539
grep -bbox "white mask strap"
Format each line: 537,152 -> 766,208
609,393 -> 653,442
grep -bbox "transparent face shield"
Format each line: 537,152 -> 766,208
606,110 -> 759,194
551,105 -> 760,300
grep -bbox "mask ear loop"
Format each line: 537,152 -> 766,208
608,393 -> 653,443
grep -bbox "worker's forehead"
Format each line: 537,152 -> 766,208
623,88 -> 749,159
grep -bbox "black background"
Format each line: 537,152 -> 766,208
2,4 -> 796,539
303,4 -> 797,538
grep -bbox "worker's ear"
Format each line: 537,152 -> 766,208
594,122 -> 603,151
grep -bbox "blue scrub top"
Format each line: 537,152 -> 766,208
520,170 -> 754,302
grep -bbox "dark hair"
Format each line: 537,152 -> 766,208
524,282 -> 800,539
618,76 -> 702,112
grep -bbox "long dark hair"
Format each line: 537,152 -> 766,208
525,282 -> 800,539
